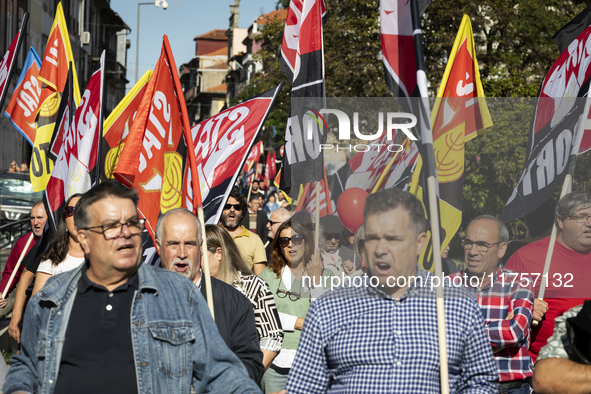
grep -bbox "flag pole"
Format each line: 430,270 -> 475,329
197,206 -> 215,320
2,233 -> 34,300
533,88 -> 590,325
314,181 -> 320,254
532,174 -> 570,326
410,0 -> 449,391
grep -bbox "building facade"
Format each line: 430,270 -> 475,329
0,0 -> 129,171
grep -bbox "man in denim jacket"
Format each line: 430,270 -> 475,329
3,181 -> 261,394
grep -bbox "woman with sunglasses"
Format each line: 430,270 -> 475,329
205,224 -> 284,371
258,219 -> 334,393
31,194 -> 85,295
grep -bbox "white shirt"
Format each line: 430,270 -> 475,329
37,254 -> 85,276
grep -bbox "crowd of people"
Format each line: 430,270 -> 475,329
0,177 -> 588,393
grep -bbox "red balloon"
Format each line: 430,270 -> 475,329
336,188 -> 368,234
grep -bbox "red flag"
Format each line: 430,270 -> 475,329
4,47 -> 41,146
264,151 -> 277,188
114,36 -> 199,242
192,84 -> 283,224
101,70 -> 152,180
45,52 -> 105,231
243,141 -> 263,176
0,13 -> 28,112
295,167 -> 333,216
37,3 -> 81,111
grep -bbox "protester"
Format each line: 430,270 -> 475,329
532,300 -> 591,393
252,179 -> 265,197
502,198 -> 556,264
276,190 -> 289,208
263,195 -> 279,213
31,195 -> 85,295
0,201 -> 46,352
258,219 -> 333,393
506,191 -> 591,362
221,189 -> 267,274
441,243 -> 460,275
3,181 -> 261,394
264,207 -> 291,265
286,189 -> 498,393
156,208 -> 264,385
0,201 -> 46,307
8,161 -> 17,172
449,215 -> 534,393
205,224 -> 283,370
352,224 -> 366,275
319,214 -> 356,276
242,193 -> 269,240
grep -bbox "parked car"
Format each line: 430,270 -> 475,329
0,172 -> 43,225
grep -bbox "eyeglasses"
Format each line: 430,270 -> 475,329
268,220 -> 282,227
569,214 -> 591,224
64,206 -> 75,218
276,288 -> 301,301
461,239 -> 502,253
278,234 -> 304,248
81,218 -> 145,240
223,203 -> 242,211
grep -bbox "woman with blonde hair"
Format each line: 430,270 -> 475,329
205,224 -> 283,371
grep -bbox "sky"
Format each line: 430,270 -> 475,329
110,0 -> 280,91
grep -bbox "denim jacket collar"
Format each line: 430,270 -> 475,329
37,262 -> 159,307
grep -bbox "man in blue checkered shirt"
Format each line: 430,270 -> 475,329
286,189 -> 498,393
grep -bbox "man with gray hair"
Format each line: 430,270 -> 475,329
262,207 -> 291,273
449,215 -> 534,393
3,181 -> 261,394
155,208 -> 264,385
286,189 -> 498,393
506,191 -> 591,366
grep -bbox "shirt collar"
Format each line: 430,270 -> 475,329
78,262 -> 140,294
234,225 -> 251,239
460,264 -> 504,291
365,265 -> 428,301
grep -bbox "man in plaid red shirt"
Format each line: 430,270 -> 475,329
449,215 -> 534,394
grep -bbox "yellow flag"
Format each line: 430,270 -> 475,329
411,15 -> 493,271
30,2 -> 82,191
102,70 -> 153,178
29,123 -> 55,191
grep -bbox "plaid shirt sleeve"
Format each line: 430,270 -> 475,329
486,279 -> 534,349
456,298 -> 500,394
286,301 -> 329,394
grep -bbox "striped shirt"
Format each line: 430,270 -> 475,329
233,272 -> 284,352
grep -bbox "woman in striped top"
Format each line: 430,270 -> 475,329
205,224 -> 283,371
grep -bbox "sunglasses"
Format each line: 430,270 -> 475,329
278,234 -> 304,248
223,203 -> 243,211
64,206 -> 75,218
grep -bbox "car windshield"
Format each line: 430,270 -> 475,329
0,175 -> 43,221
